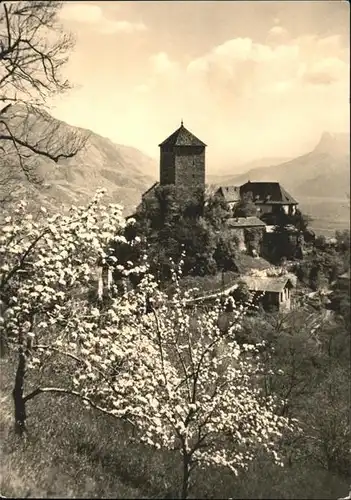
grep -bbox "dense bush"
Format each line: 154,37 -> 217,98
116,186 -> 238,281
237,307 -> 351,483
232,191 -> 257,217
296,238 -> 347,291
244,227 -> 264,255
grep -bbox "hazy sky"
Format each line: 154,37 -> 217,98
51,1 -> 350,171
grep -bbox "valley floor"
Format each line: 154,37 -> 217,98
298,196 -> 350,237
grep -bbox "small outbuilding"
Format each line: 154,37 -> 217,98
239,274 -> 296,311
337,270 -> 350,287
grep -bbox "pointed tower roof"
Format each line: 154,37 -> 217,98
159,122 -> 207,147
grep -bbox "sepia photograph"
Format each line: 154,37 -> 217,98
0,1 -> 350,498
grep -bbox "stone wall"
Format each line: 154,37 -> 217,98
174,146 -> 205,189
244,227 -> 265,256
230,228 -> 247,252
160,145 -> 205,191
159,149 -> 176,185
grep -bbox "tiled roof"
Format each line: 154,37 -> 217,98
240,275 -> 295,293
142,181 -> 159,199
205,184 -> 219,198
159,124 -> 207,147
216,185 -> 241,203
338,270 -> 350,280
240,181 -> 297,204
279,185 -> 298,204
227,216 -> 266,228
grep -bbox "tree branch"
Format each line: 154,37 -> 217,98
151,306 -> 168,387
23,386 -> 134,429
0,1 -> 85,198
1,226 -> 50,290
32,344 -> 126,400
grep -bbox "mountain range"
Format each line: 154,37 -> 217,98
0,104 -> 156,215
208,131 -> 350,235
207,132 -> 350,200
208,156 -> 292,181
0,105 -> 349,233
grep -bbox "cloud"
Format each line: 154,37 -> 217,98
268,25 -> 289,37
182,32 -> 349,105
59,3 -> 103,24
59,3 -> 147,35
134,83 -> 152,94
262,80 -> 294,94
99,20 -> 146,35
132,52 -> 180,96
212,37 -> 253,60
150,52 -> 179,75
302,57 -> 348,85
89,22 -> 347,167
184,37 -> 301,105
136,33 -> 346,123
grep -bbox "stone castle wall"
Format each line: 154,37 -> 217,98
174,146 -> 205,189
159,149 -> 176,185
160,145 -> 205,190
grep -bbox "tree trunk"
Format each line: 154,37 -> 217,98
12,347 -> 27,436
181,454 -> 191,499
0,299 -> 8,358
0,330 -> 8,358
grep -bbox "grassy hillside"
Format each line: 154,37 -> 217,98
0,359 -> 348,499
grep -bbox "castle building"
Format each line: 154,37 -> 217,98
240,181 -> 298,216
214,181 -> 299,221
134,125 -> 300,232
133,122 -> 207,212
159,121 -> 206,190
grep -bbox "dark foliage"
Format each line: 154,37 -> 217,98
237,306 -> 350,483
233,191 -> 257,217
114,186 -> 238,282
296,232 -> 348,291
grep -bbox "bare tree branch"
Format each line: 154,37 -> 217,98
0,1 -> 88,205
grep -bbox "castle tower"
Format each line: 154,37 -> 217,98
158,121 -> 206,191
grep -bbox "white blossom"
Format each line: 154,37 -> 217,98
0,192 -> 296,498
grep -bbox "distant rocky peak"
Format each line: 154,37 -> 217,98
314,131 -> 350,156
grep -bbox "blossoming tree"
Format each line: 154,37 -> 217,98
0,190 -> 144,433
102,280 -> 294,499
1,193 -> 295,498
